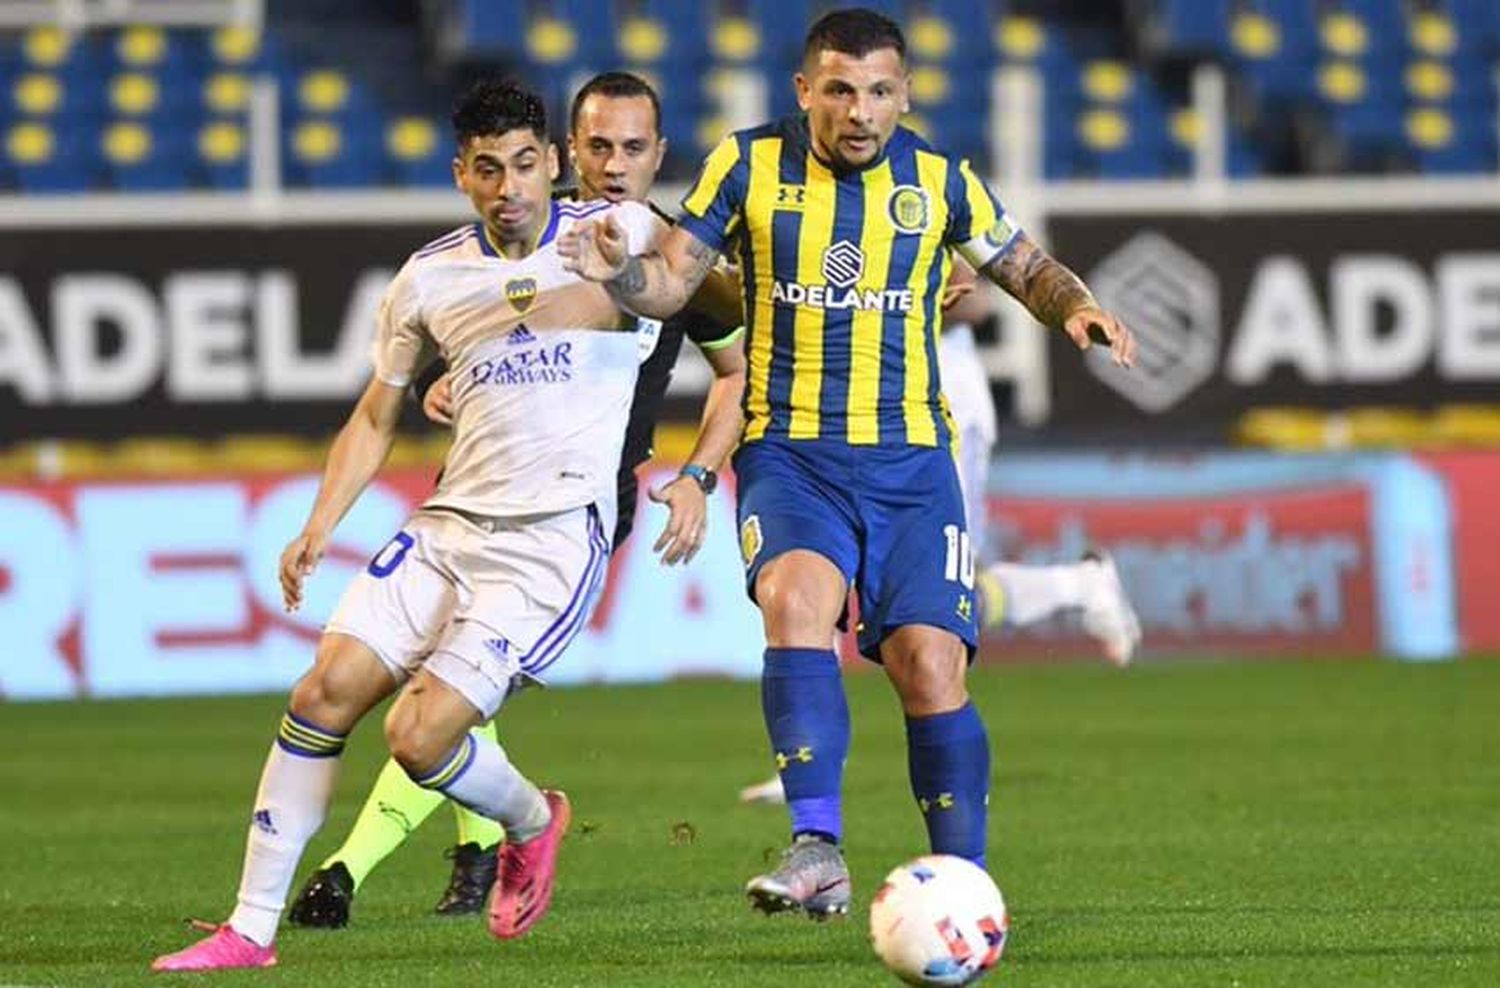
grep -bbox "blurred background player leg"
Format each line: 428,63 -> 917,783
287,720 -> 504,927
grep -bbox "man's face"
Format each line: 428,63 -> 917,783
568,93 -> 666,203
453,128 -> 560,244
795,46 -> 908,170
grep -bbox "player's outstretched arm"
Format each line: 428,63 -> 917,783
650,335 -> 747,565
280,378 -> 406,611
559,219 -> 721,321
980,232 -> 1137,368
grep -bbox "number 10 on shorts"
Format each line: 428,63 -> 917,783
943,524 -> 975,589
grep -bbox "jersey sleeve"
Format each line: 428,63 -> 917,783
610,200 -> 664,256
684,313 -> 744,351
369,261 -> 436,388
677,135 -> 747,254
945,157 -> 1023,271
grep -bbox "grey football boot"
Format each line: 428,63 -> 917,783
745,834 -> 851,920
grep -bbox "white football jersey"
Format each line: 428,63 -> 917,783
370,199 -> 660,528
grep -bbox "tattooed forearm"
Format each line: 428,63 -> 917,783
982,232 -> 1098,330
606,233 -> 720,318
615,255 -> 648,296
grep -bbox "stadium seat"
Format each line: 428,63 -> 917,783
6,119 -> 93,191
1140,0 -> 1234,58
201,70 -> 252,117
197,118 -> 249,188
1442,0 -> 1500,56
386,116 -> 451,187
285,118 -> 379,187
1407,106 -> 1499,174
101,119 -> 191,191
453,0 -> 527,56
204,24 -> 281,71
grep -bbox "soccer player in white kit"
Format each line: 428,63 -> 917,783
152,80 -> 707,972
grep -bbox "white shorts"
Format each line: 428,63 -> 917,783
325,503 -> 610,718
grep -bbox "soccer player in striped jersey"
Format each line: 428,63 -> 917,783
152,79 -> 742,972
284,71 -> 746,929
562,8 -> 1136,918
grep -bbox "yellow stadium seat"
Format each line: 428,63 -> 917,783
386,117 -> 437,161
1077,109 -> 1130,151
7,122 -> 55,165
110,72 -> 161,116
14,73 -> 62,115
1320,12 -> 1369,57
1406,107 -> 1455,149
102,121 -> 152,165
1231,12 -> 1281,59
117,25 -> 167,68
909,16 -> 954,60
293,120 -> 342,163
711,17 -> 760,61
1405,61 -> 1455,102
23,27 -> 72,68
211,26 -> 262,65
1082,61 -> 1134,103
1317,62 -> 1367,104
198,120 -> 246,163
204,72 -> 252,114
526,17 -> 577,63
909,66 -> 950,105
994,17 -> 1044,60
298,69 -> 349,114
1409,12 -> 1458,57
619,17 -> 668,62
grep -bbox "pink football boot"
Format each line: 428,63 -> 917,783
487,789 -> 571,940
151,922 -> 277,972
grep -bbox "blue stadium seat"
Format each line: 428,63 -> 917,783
285,117 -> 380,188
6,119 -> 93,191
101,119 -> 192,191
201,24 -> 283,72
200,70 -> 253,118
1442,0 -> 1500,55
385,116 -> 451,187
1407,106 -> 1499,174
455,0 -> 527,57
196,117 -> 249,188
618,6 -> 705,66
923,0 -> 996,62
1324,1 -> 1404,58
1142,0 -> 1234,58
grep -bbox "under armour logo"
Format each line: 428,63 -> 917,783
956,595 -> 973,621
918,792 -> 956,813
775,746 -> 814,770
776,184 -> 806,207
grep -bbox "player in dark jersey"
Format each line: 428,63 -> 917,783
286,72 -> 745,928
561,9 -> 1135,918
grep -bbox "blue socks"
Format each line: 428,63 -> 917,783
907,702 -> 991,866
761,647 -> 849,843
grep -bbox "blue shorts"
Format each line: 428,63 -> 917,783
732,438 -> 978,661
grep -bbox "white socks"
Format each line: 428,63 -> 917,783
414,733 -> 550,845
984,561 -> 1091,627
228,738 -> 342,946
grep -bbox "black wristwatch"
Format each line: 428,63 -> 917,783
679,464 -> 717,494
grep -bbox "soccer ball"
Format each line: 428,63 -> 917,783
869,855 -> 1009,986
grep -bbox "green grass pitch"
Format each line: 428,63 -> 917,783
3,658 -> 1499,986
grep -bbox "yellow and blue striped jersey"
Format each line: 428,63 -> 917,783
679,115 -> 1021,447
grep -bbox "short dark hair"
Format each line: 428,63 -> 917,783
569,71 -> 661,134
451,79 -> 548,148
803,7 -> 906,64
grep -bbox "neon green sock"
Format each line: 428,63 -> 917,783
321,755 -> 444,890
452,720 -> 505,848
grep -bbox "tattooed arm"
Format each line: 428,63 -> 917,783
979,231 -> 1136,367
559,217 -> 721,320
